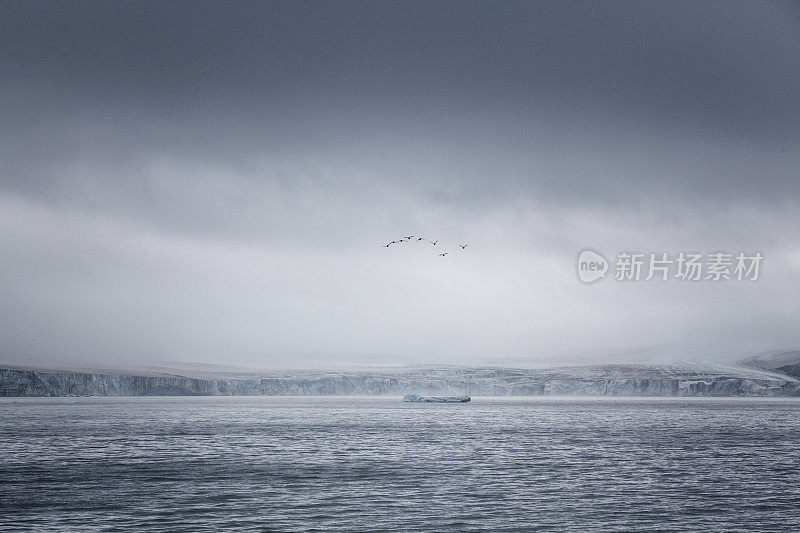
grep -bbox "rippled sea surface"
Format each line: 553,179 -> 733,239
2,397 -> 800,531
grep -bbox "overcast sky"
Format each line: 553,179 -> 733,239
1,1 -> 799,368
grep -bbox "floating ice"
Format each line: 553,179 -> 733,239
402,394 -> 471,403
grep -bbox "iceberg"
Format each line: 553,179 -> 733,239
402,393 -> 471,403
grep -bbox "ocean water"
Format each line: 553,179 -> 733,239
1,397 -> 799,532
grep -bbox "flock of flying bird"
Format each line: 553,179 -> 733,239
382,236 -> 468,257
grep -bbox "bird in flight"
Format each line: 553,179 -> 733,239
382,237 -> 466,262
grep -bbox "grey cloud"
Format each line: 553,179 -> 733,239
1,1 -> 799,367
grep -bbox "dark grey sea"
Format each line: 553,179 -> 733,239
2,397 -> 799,531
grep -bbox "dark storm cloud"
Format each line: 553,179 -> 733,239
2,0 -> 799,206
1,1 -> 799,366
3,1 -> 798,127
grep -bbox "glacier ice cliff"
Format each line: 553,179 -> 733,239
2,362 -> 800,397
